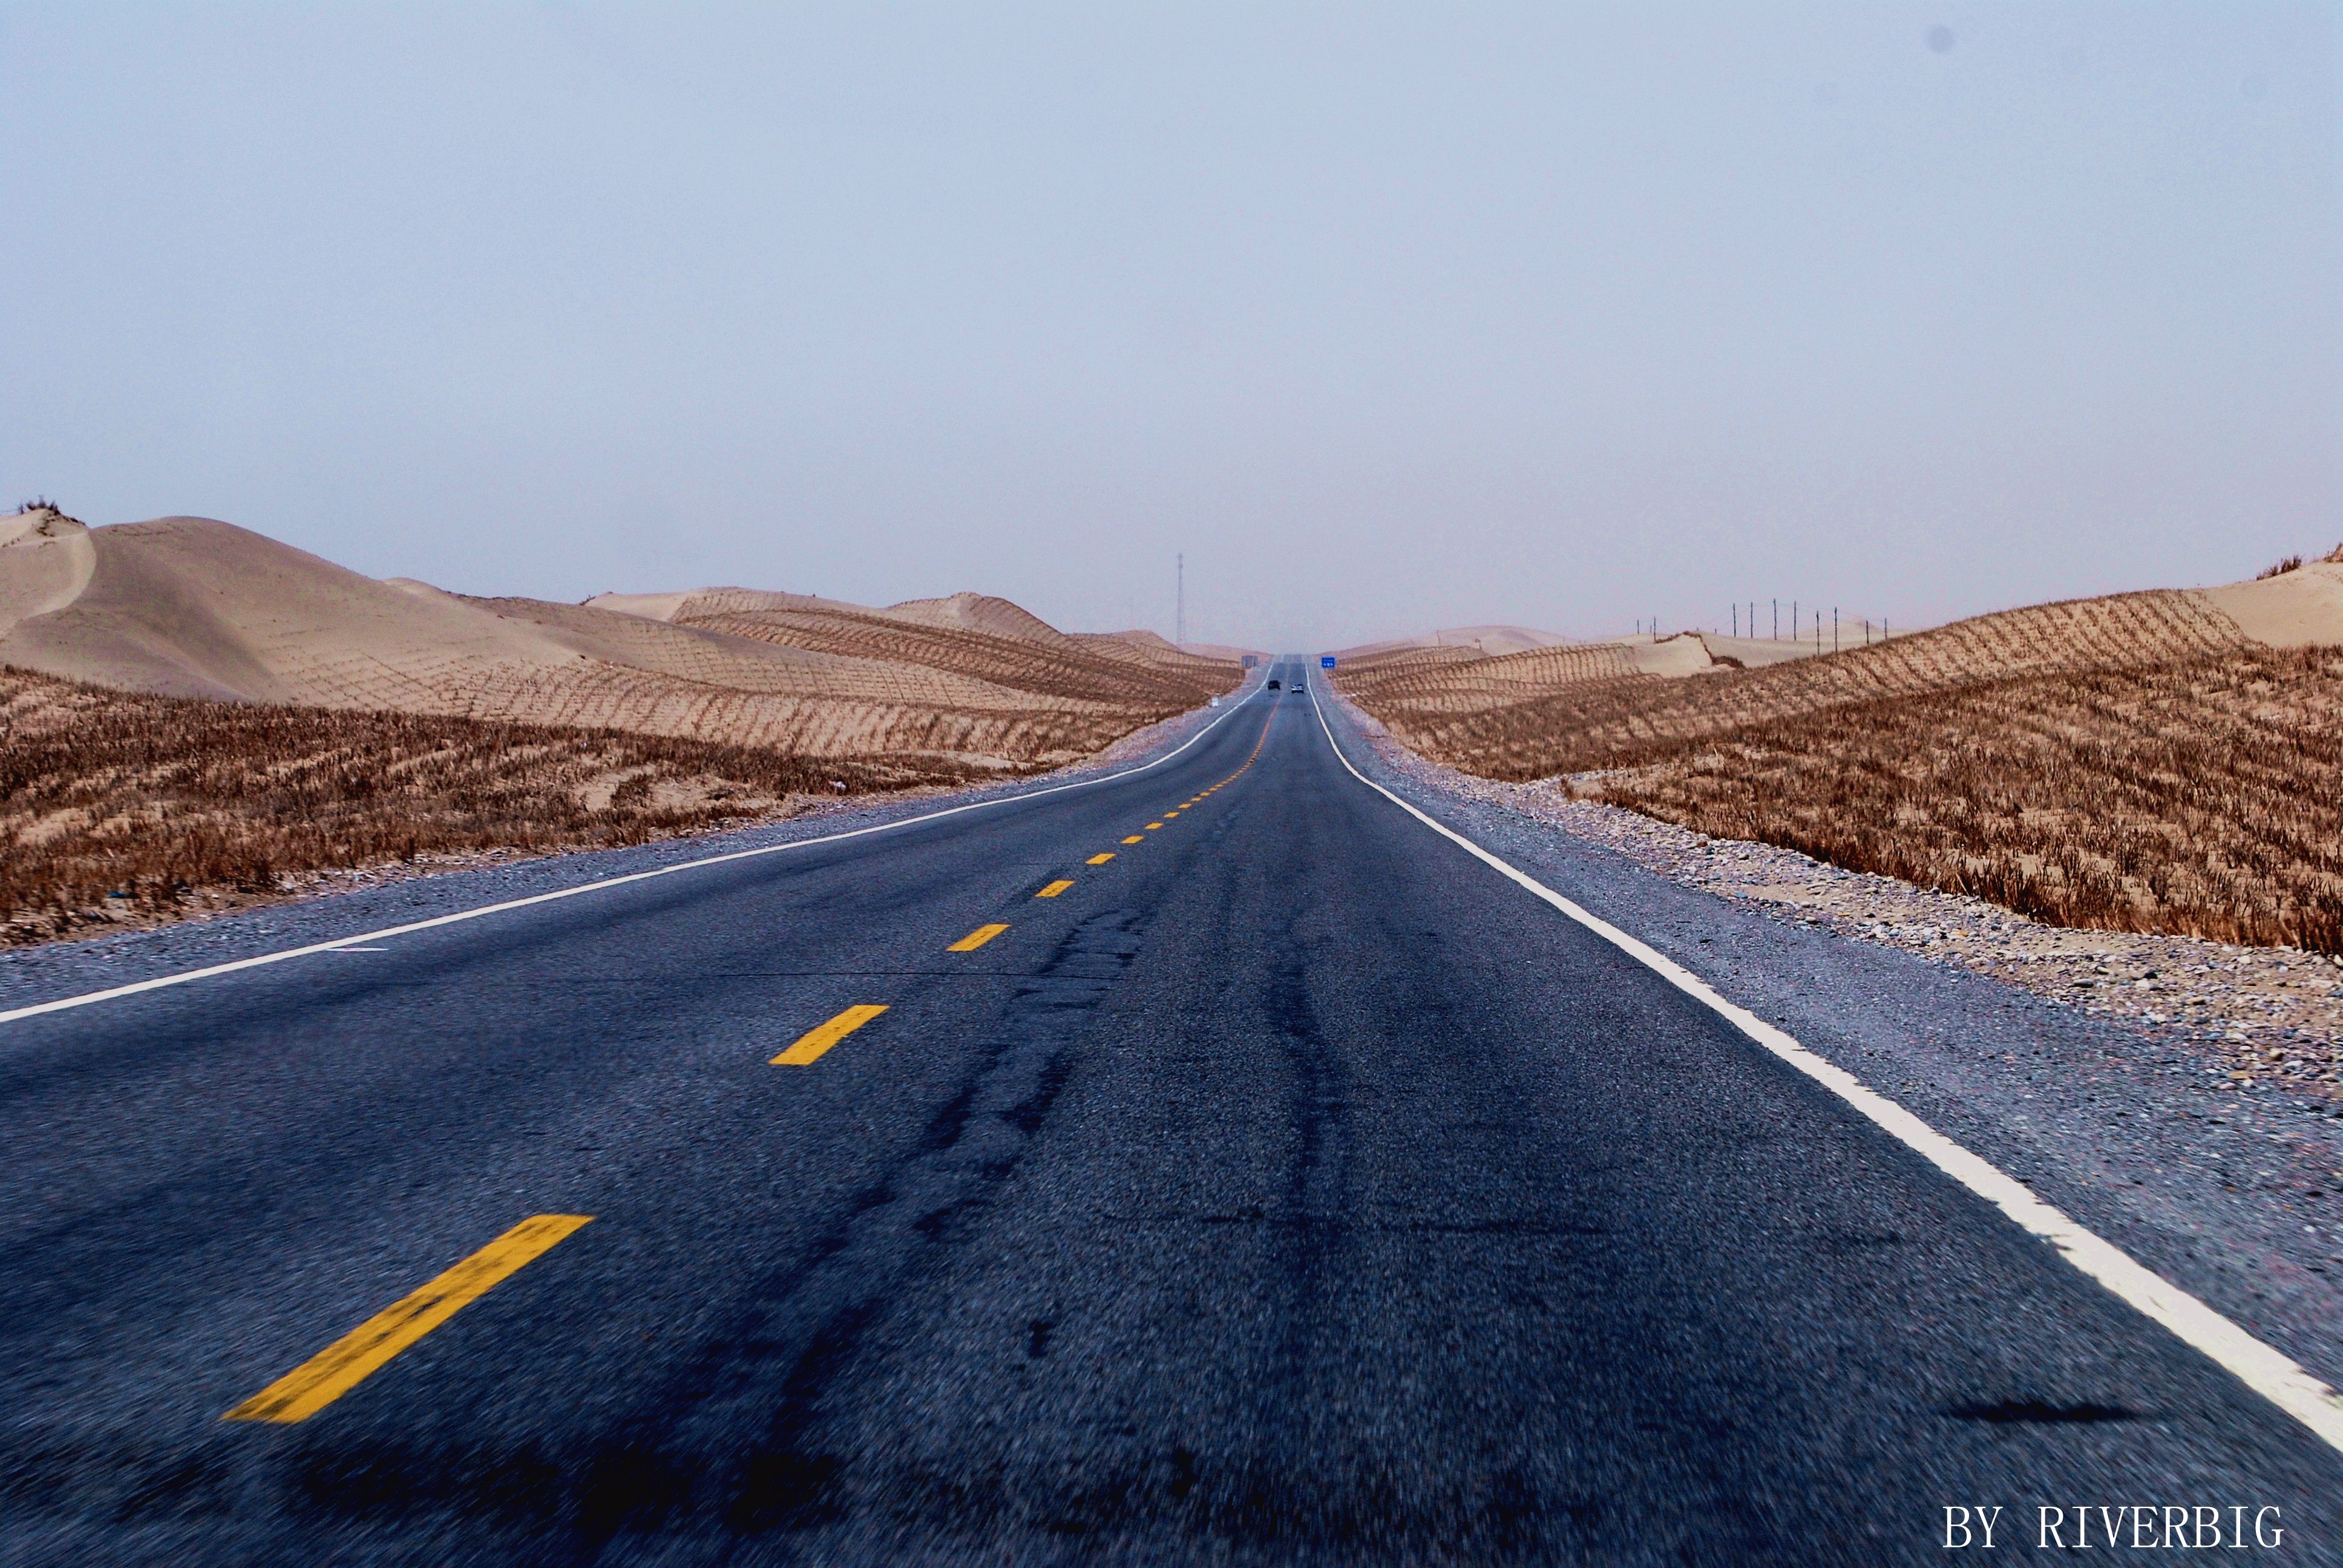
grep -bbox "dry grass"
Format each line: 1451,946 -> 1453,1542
1571,648 -> 2343,955
1346,589 -> 2249,778
673,601 -> 1231,711
1339,586 -> 2343,955
0,667 -> 985,946
1338,643 -> 1643,716
2261,543 -> 2343,578
457,593 -> 1239,763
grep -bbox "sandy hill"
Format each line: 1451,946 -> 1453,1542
1339,562 -> 2343,782
1171,639 -> 1265,664
1076,629 -> 1187,665
0,509 -> 1239,766
878,590 -> 1076,648
1334,624 -> 1576,663
1335,628 -> 1728,715
1066,630 -> 1196,668
1332,555 -> 2343,956
583,585 -> 1240,710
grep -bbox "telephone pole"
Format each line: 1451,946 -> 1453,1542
1176,553 -> 1185,648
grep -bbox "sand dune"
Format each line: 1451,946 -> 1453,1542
1334,623 -> 1575,662
1332,560 -> 2343,741
1076,630 -> 1188,664
1697,633 -> 1841,669
1332,629 -> 1719,717
1335,561 -> 2343,955
0,506 -> 96,633
2203,559 -> 2343,647
1338,570 -> 2342,782
878,590 -> 1079,648
0,508 -> 1239,765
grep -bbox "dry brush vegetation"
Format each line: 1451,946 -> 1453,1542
675,603 -> 1222,710
1340,589 -> 2249,765
1337,599 -> 2343,956
460,592 -> 1241,765
1579,650 -> 2343,955
0,668 -> 983,946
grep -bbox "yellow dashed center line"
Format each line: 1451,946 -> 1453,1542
223,1215 -> 593,1423
225,693 -> 1292,1430
773,1003 -> 889,1065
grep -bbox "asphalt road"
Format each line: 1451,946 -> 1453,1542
4,662 -> 2340,1565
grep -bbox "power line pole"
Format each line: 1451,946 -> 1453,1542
1176,552 -> 1185,648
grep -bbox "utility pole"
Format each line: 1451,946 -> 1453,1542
1176,553 -> 1185,649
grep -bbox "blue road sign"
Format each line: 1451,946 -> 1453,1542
1321,656 -> 1337,669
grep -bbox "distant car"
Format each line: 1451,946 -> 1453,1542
1267,679 -> 1280,690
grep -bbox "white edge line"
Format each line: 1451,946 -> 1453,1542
0,681 -> 1271,1027
1305,678 -> 2343,1457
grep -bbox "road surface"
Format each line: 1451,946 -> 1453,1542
4,662 -> 2339,1564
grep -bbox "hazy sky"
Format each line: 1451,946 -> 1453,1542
3,5 -> 2336,650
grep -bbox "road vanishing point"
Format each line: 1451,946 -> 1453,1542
4,663 -> 2341,1564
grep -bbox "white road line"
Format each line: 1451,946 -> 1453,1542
0,684 -> 1268,1028
1306,682 -> 2343,1457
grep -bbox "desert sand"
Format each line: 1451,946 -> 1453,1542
0,508 -> 1242,766
1332,552 -> 2343,960
1335,562 -> 2343,733
1334,624 -> 1578,661
2203,559 -> 2343,647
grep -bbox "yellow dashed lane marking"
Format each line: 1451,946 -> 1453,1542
1087,853 -> 1115,865
773,1003 -> 889,1065
1115,707 -> 1270,852
948,923 -> 1009,952
1036,880 -> 1076,898
223,1215 -> 592,1423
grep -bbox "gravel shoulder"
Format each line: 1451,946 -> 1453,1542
0,680 -> 1260,1016
1317,685 -> 2343,1399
